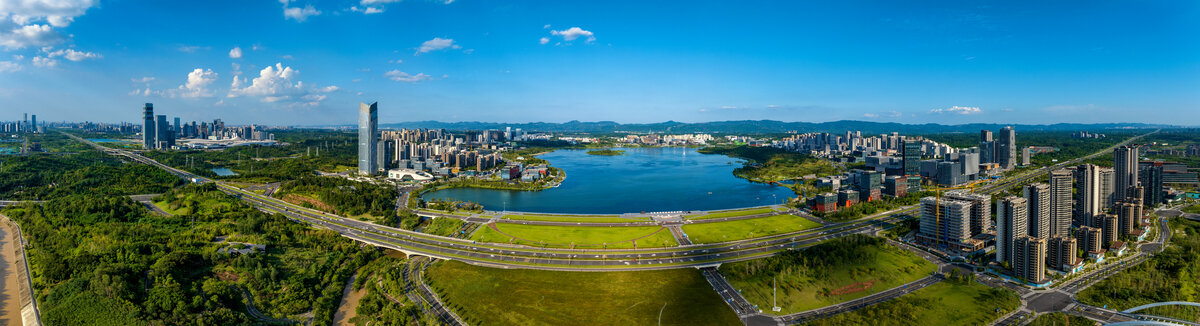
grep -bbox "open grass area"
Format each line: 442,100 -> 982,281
803,278 -> 1019,326
501,214 -> 648,223
682,214 -> 821,244
469,223 -> 678,249
722,235 -> 936,314
426,260 -> 741,326
1028,312 -> 1093,326
688,207 -> 774,220
420,216 -> 466,237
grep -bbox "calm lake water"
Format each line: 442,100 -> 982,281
423,147 -> 794,214
211,168 -> 239,176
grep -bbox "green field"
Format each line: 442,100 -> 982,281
687,207 -> 774,220
682,214 -> 821,244
469,223 -> 678,249
425,260 -> 741,326
722,235 -> 936,314
803,278 -> 1019,326
1028,312 -> 1093,326
501,214 -> 648,223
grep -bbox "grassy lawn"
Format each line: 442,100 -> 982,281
152,200 -> 192,215
803,279 -> 1019,326
682,214 -> 820,244
1028,312 -> 1093,326
469,223 -> 678,249
426,260 -> 740,326
722,235 -> 936,314
421,217 -> 466,237
688,207 -> 774,220
501,214 -> 648,223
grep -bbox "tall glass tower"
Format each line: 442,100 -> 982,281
142,103 -> 155,149
358,102 -> 378,175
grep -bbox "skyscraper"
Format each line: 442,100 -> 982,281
1014,236 -> 1047,284
358,102 -> 379,175
1114,145 -> 1139,202
1049,169 -> 1073,237
944,191 -> 992,236
155,115 -> 170,149
174,117 -> 181,135
1024,183 -> 1051,238
30,115 -> 36,133
902,139 -> 923,191
996,196 -> 1029,266
997,126 -> 1016,170
980,130 -> 994,164
1139,161 -> 1164,205
142,103 -> 155,149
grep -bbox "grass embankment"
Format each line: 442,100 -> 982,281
687,207 -> 774,220
698,145 -> 840,182
682,214 -> 820,244
803,275 -> 1019,326
501,214 -> 648,223
421,217 -> 466,237
585,149 -> 625,156
1027,312 -> 1093,326
722,235 -> 936,314
1076,218 -> 1200,321
469,223 -> 678,249
425,260 -> 741,326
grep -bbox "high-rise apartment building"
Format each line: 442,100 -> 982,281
1114,145 -> 1139,202
1095,213 -> 1118,248
1024,183 -> 1051,238
996,196 -> 1029,266
944,191 -> 992,236
1116,201 -> 1139,236
1014,236 -> 1047,284
1047,236 -> 1077,272
358,102 -> 378,175
1049,169 -> 1073,237
1099,167 -> 1115,208
997,126 -> 1016,170
1076,226 -> 1103,255
142,103 -> 155,149
917,197 -> 972,250
1074,164 -> 1105,227
1139,161 -> 1164,206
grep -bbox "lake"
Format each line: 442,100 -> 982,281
423,147 -> 795,214
211,168 -> 239,176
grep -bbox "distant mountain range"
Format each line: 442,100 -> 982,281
365,120 -> 1175,135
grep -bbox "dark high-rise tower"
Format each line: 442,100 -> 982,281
902,139 -> 923,191
142,103 -> 155,149
997,126 -> 1016,170
980,130 -> 995,164
358,102 -> 379,175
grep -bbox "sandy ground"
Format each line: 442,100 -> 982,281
332,274 -> 367,326
0,222 -> 23,326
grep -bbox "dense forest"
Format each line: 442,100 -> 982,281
275,176 -> 398,221
140,129 -> 359,183
2,184 -> 379,325
0,150 -> 183,199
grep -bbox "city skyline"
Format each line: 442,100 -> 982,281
0,1 -> 1196,125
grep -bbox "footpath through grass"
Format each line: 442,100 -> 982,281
501,214 -> 649,223
802,276 -> 1019,326
682,214 -> 820,244
688,207 -> 774,220
426,260 -> 741,326
721,235 -> 936,314
469,223 -> 678,249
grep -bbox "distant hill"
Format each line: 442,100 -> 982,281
370,120 -> 1173,135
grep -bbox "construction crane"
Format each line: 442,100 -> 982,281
925,179 -> 989,249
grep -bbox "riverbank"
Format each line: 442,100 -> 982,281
585,149 -> 625,156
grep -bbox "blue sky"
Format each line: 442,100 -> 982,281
0,0 -> 1197,126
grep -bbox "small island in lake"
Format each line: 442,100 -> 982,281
586,149 -> 626,156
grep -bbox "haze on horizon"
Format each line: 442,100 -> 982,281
0,0 -> 1196,126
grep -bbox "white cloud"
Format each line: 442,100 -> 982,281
176,68 -> 218,98
229,62 -> 301,98
0,61 -> 19,72
349,6 -> 383,14
549,27 -> 595,43
416,37 -> 460,54
177,45 -> 205,53
384,69 -> 432,82
360,0 -> 400,4
389,58 -> 403,64
31,56 -> 54,67
132,76 -> 155,83
319,85 -> 339,92
442,0 -> 454,4
0,24 -> 61,49
229,46 -> 242,59
929,106 -> 983,115
863,113 -> 879,118
282,3 -> 321,22
538,37 -> 549,45
46,48 -> 99,61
